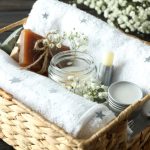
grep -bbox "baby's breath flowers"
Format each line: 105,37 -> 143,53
64,76 -> 108,103
43,29 -> 88,51
64,29 -> 88,51
73,0 -> 150,34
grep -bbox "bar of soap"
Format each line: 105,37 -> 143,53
52,45 -> 70,55
19,29 -> 43,71
19,29 -> 69,75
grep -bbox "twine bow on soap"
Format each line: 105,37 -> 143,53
22,33 -> 57,74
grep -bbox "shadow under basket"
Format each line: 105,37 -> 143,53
0,19 -> 150,150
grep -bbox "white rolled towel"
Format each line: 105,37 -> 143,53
0,50 -> 115,138
25,0 -> 150,93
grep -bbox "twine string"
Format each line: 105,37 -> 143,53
22,38 -> 54,74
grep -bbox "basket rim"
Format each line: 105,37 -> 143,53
0,18 -> 27,34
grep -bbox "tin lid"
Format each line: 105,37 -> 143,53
108,81 -> 143,106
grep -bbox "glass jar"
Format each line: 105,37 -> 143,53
48,51 -> 97,86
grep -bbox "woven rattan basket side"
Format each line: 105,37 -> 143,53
0,19 -> 150,150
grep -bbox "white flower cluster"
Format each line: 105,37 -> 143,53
76,0 -> 150,34
43,29 -> 88,51
43,32 -> 64,49
64,76 -> 108,103
64,29 -> 88,51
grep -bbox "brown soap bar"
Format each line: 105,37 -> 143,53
52,45 -> 70,56
19,29 -> 43,71
19,29 -> 70,75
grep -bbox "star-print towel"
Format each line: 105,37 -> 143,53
25,0 -> 150,93
0,50 -> 115,138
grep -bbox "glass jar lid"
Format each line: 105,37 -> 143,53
48,51 -> 96,84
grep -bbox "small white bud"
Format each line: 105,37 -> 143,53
67,75 -> 75,81
56,43 -> 62,48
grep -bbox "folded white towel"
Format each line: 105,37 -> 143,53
0,50 -> 115,138
25,0 -> 150,93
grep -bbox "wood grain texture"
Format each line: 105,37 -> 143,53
0,0 -> 35,11
0,11 -> 28,28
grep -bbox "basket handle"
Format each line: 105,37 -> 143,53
0,18 -> 27,34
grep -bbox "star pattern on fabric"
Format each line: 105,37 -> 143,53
96,111 -> 105,119
42,13 -> 49,19
49,89 -> 57,93
10,77 -> 22,84
145,56 -> 150,62
80,18 -> 87,23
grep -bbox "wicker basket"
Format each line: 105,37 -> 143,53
0,19 -> 150,150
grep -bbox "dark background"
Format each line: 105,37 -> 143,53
0,0 -> 35,42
